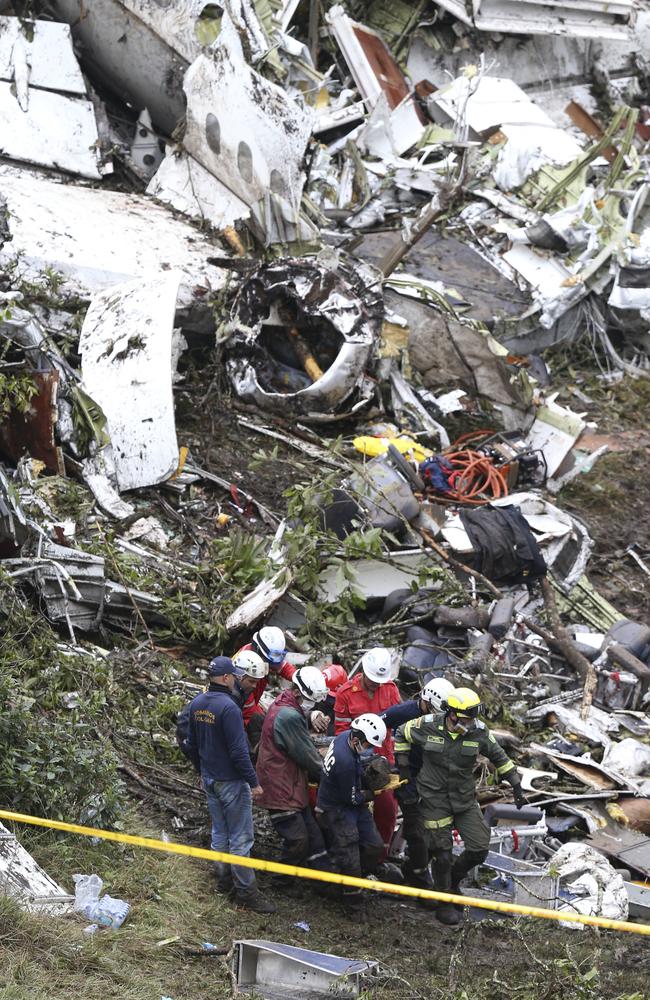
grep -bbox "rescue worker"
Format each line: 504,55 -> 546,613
396,687 -> 524,925
174,649 -> 267,759
232,649 -> 268,714
316,713 -> 387,914
383,677 -> 455,889
236,626 -> 296,749
334,648 -> 401,863
256,666 -> 332,872
186,656 -> 276,913
309,662 -> 348,735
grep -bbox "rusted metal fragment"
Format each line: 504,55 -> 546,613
0,371 -> 64,475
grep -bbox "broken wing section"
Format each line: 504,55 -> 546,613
79,274 -> 182,491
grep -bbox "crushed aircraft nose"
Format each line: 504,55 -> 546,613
224,253 -> 383,418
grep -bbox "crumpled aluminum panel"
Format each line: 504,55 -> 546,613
226,254 -> 383,417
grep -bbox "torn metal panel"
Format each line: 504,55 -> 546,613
0,466 -> 29,555
7,541 -> 106,633
179,17 -> 312,214
0,821 -> 73,916
147,149 -> 250,230
79,274 -> 182,492
429,75 -> 582,192
130,108 -> 164,179
529,742 -> 626,791
524,397 -> 586,479
0,164 -> 228,296
318,550 -> 428,603
225,254 -> 382,418
225,569 -> 292,632
608,181 -> 650,311
0,371 -> 64,476
427,0 -> 636,39
234,939 -> 377,997
0,16 -> 86,95
52,0 -> 189,134
325,4 -> 411,112
0,16 -> 105,179
0,82 -> 103,180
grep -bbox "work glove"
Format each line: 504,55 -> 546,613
375,774 -> 407,795
513,784 -> 526,810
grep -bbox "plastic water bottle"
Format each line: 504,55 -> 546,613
93,895 -> 130,929
73,874 -> 130,929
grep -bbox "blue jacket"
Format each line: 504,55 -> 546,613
187,686 -> 258,788
317,731 -> 372,810
382,699 -> 421,731
383,699 -> 423,793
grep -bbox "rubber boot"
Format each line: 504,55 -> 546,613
212,864 -> 235,898
403,861 -> 434,891
431,859 -> 460,926
235,886 -> 277,914
450,850 -> 484,911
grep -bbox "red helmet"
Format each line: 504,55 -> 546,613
322,663 -> 348,694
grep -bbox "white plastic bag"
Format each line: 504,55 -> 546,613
73,874 -> 130,929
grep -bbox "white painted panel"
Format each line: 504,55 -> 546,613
0,165 -> 228,296
0,17 -> 86,93
182,17 -> 311,211
80,275 -> 181,491
147,149 -> 250,228
0,83 -> 101,179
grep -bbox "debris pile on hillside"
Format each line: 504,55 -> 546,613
0,0 -> 649,926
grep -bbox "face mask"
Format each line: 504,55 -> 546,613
358,747 -> 375,764
302,698 -> 315,712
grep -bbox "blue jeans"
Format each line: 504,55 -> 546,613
203,778 -> 255,891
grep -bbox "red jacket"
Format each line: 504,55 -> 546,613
334,676 -> 401,762
236,642 -> 296,726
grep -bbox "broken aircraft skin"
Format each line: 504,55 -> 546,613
2,0 -> 650,945
225,253 -> 383,418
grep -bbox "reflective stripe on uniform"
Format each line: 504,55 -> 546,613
497,761 -> 515,775
424,815 -> 453,830
394,740 -> 410,753
403,718 -> 418,741
336,716 -> 352,724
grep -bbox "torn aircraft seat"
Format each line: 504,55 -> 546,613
225,253 -> 382,419
0,15 -> 108,179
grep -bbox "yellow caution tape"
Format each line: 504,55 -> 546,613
1,808 -> 648,937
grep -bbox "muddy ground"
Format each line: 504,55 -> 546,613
159,364 -> 650,999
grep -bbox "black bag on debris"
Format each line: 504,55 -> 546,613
459,506 -> 546,584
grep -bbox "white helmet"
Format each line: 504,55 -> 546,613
350,713 -> 387,748
421,677 -> 455,712
232,649 -> 268,680
293,666 -> 327,703
252,626 -> 286,665
361,647 -> 393,684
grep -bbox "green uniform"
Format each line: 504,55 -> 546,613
395,712 -> 519,889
